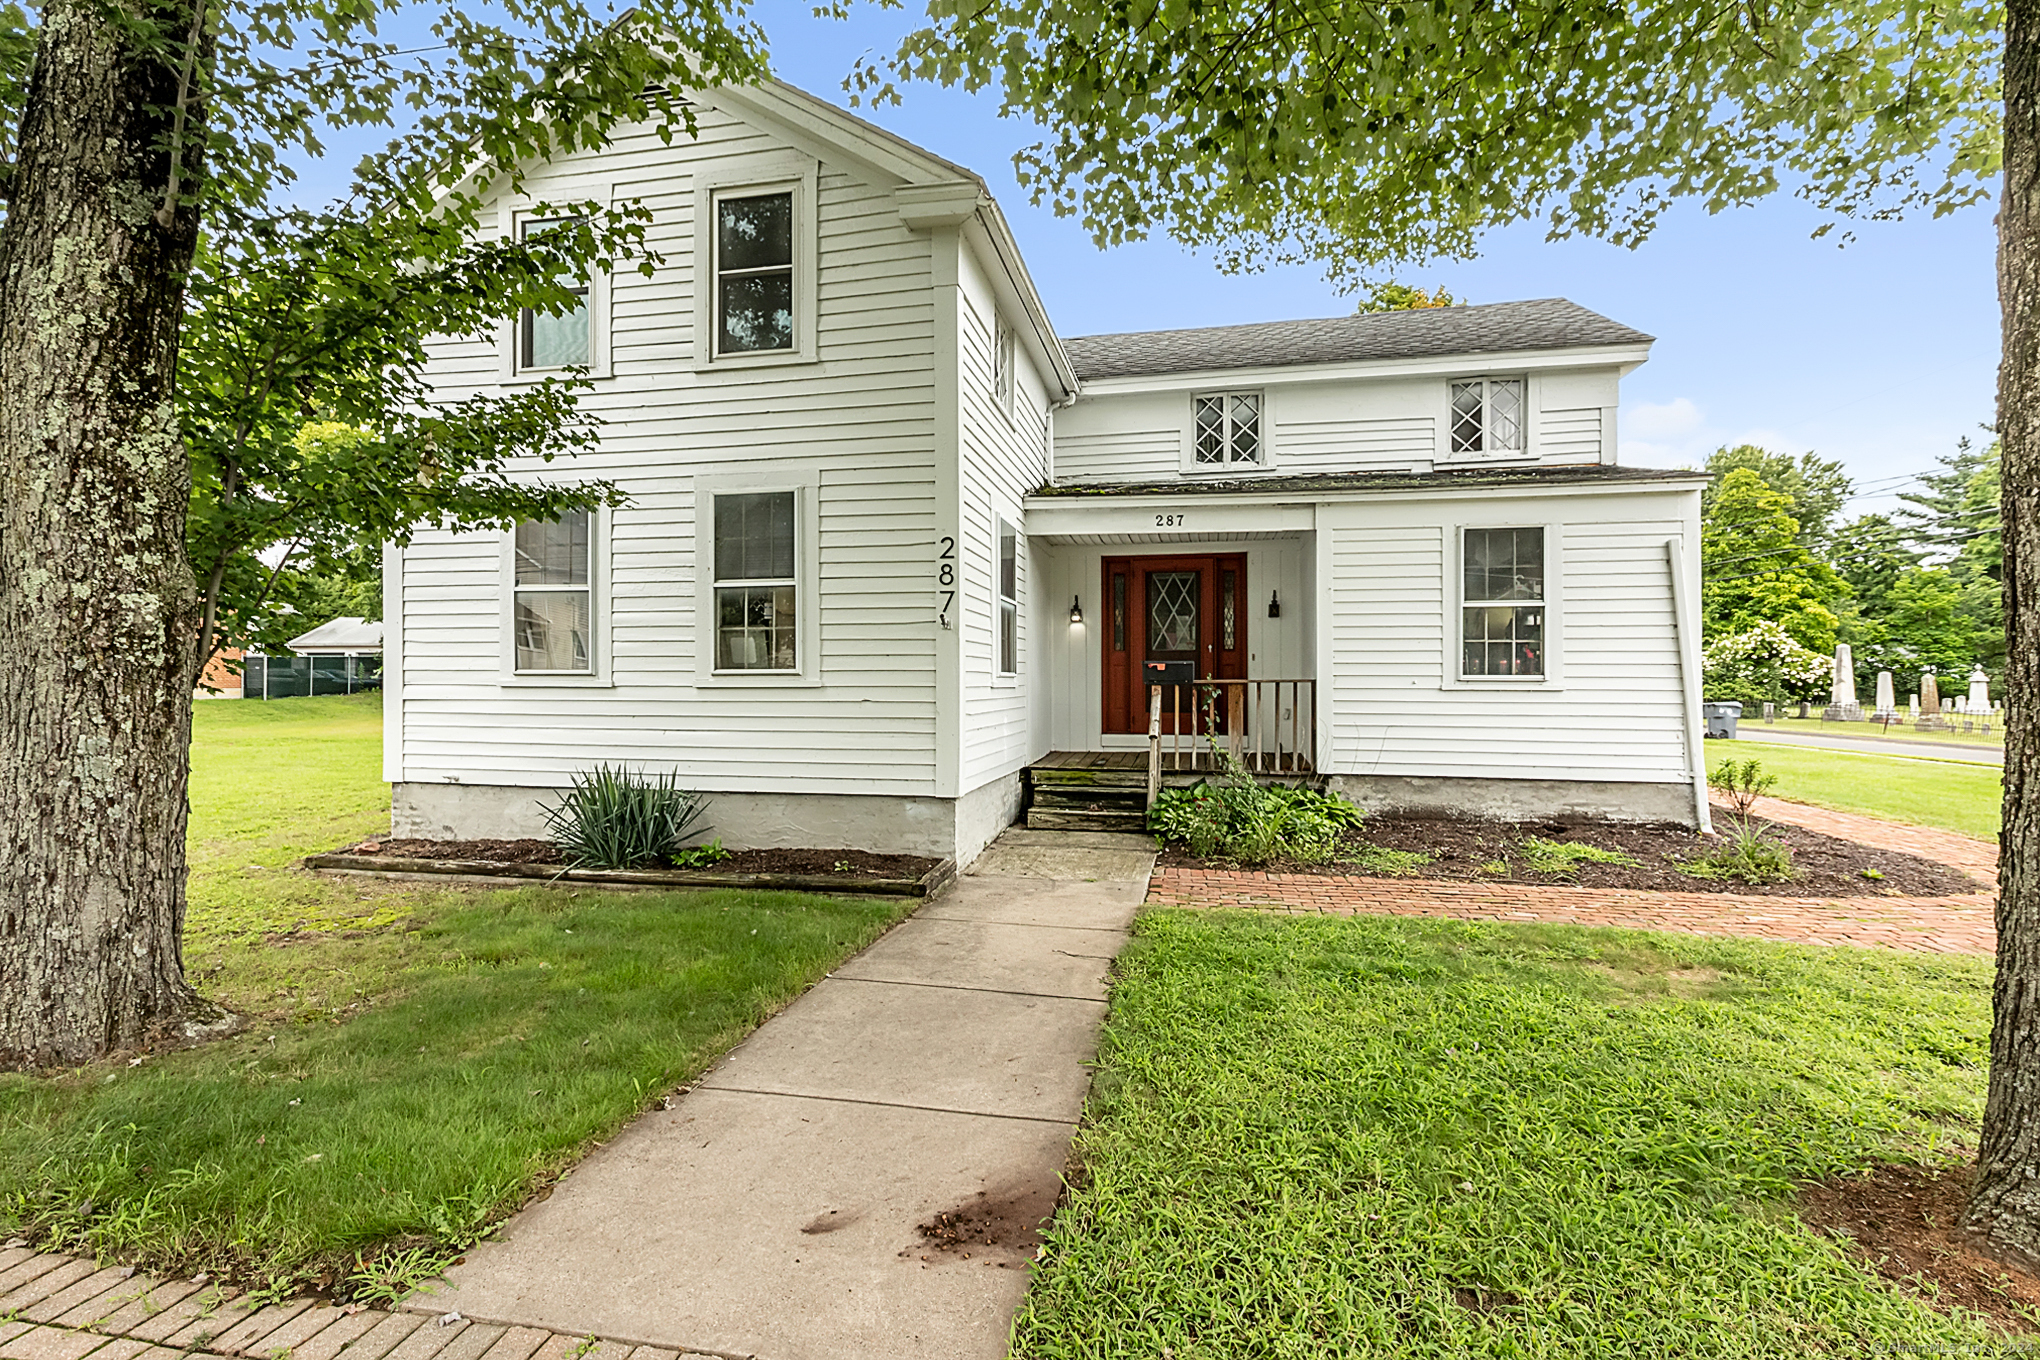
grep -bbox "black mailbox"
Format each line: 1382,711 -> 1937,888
1144,660 -> 1194,689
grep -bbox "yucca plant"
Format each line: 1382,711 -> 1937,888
542,765 -> 717,869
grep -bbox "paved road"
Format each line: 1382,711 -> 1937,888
433,827 -> 1155,1360
1730,727 -> 2003,767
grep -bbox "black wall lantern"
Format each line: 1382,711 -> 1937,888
1267,590 -> 1281,619
1069,594 -> 1084,624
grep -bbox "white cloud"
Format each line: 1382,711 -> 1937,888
1624,396 -> 1705,440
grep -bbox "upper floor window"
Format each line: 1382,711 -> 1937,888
714,491 -> 798,670
715,191 -> 794,355
514,511 -> 592,672
998,519 -> 1018,675
1450,377 -> 1524,456
1194,392 -> 1261,465
993,317 -> 1015,418
519,218 -> 590,371
1462,527 -> 1544,678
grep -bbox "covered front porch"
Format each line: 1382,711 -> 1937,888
1025,494 -> 1322,777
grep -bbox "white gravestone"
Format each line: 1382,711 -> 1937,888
1874,671 -> 1897,721
1823,643 -> 1862,721
1970,665 -> 1992,714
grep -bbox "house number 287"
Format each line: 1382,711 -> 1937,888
1155,513 -> 1187,528
937,535 -> 956,628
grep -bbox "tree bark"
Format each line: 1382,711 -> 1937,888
0,0 -> 206,1066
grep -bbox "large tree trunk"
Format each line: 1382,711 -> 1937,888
0,0 -> 206,1066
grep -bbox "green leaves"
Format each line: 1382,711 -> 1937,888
861,0 -> 2000,279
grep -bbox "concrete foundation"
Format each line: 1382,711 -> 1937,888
392,775 -> 1026,862
1325,774 -> 1699,828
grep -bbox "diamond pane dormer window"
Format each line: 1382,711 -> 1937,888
1449,377 -> 1525,457
1194,392 -> 1261,465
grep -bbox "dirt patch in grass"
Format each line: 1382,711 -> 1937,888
913,1177 -> 1061,1266
1157,814 -> 1976,898
1798,1163 -> 2040,1334
341,838 -> 943,881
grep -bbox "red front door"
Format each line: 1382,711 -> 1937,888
1102,555 -> 1247,734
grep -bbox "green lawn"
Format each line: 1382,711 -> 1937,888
1019,911 -> 2000,1357
0,693 -> 913,1298
1760,714 -> 2004,749
1722,738 -> 2003,841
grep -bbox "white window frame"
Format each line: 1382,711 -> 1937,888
692,155 -> 819,371
993,316 -> 1016,424
1183,389 -> 1273,474
497,187 -> 612,383
1441,375 -> 1533,463
995,514 -> 1020,680
1444,521 -> 1563,688
498,503 -> 613,686
693,470 -> 822,686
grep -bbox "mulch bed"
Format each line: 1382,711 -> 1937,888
339,837 -> 942,883
1156,814 -> 1977,898
1799,1162 -> 2040,1333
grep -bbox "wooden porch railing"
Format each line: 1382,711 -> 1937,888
1145,679 -> 1317,805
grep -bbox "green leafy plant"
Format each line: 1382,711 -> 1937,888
1340,844 -> 1432,876
1147,746 -> 1363,867
1709,758 -> 1779,819
542,766 -> 713,870
1520,837 -> 1638,876
669,840 -> 730,870
1689,757 -> 1796,884
1479,859 -> 1510,876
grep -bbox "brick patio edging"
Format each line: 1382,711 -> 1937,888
0,1250 -> 727,1360
1146,797 -> 2001,957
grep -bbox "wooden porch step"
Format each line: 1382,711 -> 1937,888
1028,784 -> 1148,811
1025,806 -> 1151,833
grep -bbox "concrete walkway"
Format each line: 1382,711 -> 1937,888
430,828 -> 1155,1360
1731,728 -> 2003,766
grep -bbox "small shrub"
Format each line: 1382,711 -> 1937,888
1341,844 -> 1432,876
670,839 -> 729,869
1708,758 -> 1777,819
1681,821 -> 1795,885
1146,748 -> 1364,867
1520,837 -> 1638,876
543,765 -> 714,869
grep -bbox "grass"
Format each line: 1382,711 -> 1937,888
1721,739 -> 2003,841
1518,836 -> 1637,876
0,693 -> 914,1294
1340,845 -> 1434,876
1017,910 -> 1998,1358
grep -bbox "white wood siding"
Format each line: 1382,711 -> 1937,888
396,106 -> 946,796
1320,489 -> 1693,785
957,245 -> 1051,785
1052,367 -> 1624,484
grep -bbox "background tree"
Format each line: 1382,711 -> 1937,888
1701,468 -> 1846,654
1356,282 -> 1459,312
857,0 -> 2040,1254
1701,445 -> 1854,552
0,0 -> 765,1067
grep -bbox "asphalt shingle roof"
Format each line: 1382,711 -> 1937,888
1063,298 -> 1652,381
1032,465 -> 1707,498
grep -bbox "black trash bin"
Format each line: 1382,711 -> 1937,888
1702,701 -> 1742,739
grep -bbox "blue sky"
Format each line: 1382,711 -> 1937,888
755,3 -> 1998,516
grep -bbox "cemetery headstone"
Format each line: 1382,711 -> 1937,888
1970,664 -> 1992,715
1874,670 -> 1897,721
1823,644 -> 1862,720
1918,670 -> 1947,730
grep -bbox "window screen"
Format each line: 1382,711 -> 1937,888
1461,527 -> 1544,677
716,192 -> 794,354
997,520 -> 1018,675
513,511 -> 592,672
518,218 -> 591,370
714,491 -> 798,670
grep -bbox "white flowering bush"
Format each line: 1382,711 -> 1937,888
1702,621 -> 1832,708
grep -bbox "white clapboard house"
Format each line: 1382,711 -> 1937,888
387,76 -> 1714,865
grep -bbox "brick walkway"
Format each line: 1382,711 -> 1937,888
1146,798 -> 2001,956
0,1249 -> 709,1360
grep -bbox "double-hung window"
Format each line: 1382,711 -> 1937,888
714,491 -> 798,671
1462,527 -> 1545,678
518,218 -> 591,371
715,191 -> 795,355
993,317 -> 1015,418
514,511 -> 592,673
1449,377 -> 1525,456
1194,392 -> 1262,465
997,519 -> 1018,675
